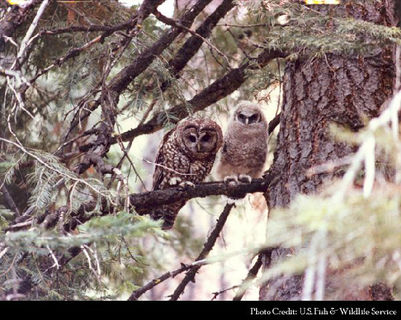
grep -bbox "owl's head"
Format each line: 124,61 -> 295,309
233,102 -> 266,127
177,118 -> 223,159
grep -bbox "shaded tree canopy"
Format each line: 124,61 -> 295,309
0,0 -> 401,301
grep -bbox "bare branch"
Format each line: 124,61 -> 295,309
233,251 -> 266,301
169,202 -> 236,300
128,259 -> 209,301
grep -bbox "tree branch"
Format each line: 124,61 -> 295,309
166,0 -> 236,81
169,202 -> 235,300
268,112 -> 281,135
75,0 -> 214,175
131,177 -> 271,210
153,8 -> 233,68
107,0 -> 214,95
6,173 -> 276,233
105,48 -> 286,146
128,259 -> 209,301
232,248 -> 274,301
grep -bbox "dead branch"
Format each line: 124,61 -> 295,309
128,259 -> 209,301
233,250 -> 269,301
169,202 -> 236,300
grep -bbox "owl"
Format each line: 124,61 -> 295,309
216,101 -> 268,184
150,118 -> 223,229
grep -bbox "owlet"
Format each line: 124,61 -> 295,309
216,101 -> 268,184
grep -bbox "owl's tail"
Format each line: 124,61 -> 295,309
147,201 -> 185,230
149,207 -> 175,230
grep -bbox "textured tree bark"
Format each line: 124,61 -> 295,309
260,1 -> 396,301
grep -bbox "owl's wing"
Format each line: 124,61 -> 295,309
152,128 -> 174,190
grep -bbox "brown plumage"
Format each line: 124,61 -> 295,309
150,117 -> 223,229
216,101 -> 268,182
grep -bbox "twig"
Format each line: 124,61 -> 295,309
217,23 -> 270,28
0,253 -> 18,278
81,245 -> 94,273
0,67 -> 31,87
169,203 -> 235,300
46,245 -> 60,270
6,77 -> 34,119
128,259 -> 209,300
211,285 -> 238,300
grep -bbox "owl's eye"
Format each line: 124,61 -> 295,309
238,113 -> 245,120
188,134 -> 197,143
249,114 -> 259,123
201,134 -> 211,142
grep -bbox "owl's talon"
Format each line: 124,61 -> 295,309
179,181 -> 196,188
224,175 -> 238,187
226,197 -> 237,204
169,177 -> 182,186
238,174 -> 252,184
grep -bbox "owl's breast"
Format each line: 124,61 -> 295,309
187,158 -> 213,183
223,137 -> 266,161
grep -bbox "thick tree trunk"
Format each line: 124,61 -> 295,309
260,1 -> 396,301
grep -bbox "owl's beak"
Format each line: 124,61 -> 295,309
197,143 -> 201,152
245,117 -> 249,125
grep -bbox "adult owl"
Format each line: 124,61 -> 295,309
150,118 -> 223,229
216,101 -> 268,184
